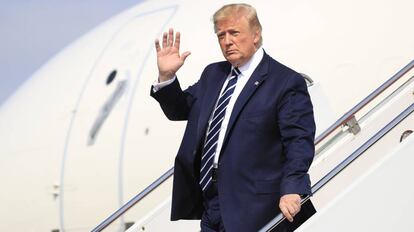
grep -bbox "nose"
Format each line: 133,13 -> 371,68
224,34 -> 232,46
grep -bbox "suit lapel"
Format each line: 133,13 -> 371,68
221,54 -> 269,151
196,63 -> 231,143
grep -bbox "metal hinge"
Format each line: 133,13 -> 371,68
344,115 -> 361,135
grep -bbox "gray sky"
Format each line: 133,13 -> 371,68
0,0 -> 143,106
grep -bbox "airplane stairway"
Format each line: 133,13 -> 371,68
92,60 -> 414,232
297,122 -> 414,231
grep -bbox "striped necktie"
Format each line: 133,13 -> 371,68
199,67 -> 241,191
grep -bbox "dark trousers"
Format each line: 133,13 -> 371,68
200,183 -> 225,232
200,183 -> 316,232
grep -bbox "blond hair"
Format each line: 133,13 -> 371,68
212,3 -> 263,47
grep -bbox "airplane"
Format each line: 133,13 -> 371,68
0,0 -> 413,231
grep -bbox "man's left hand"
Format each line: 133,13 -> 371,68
279,194 -> 301,222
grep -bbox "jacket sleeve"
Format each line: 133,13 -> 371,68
150,77 -> 199,121
277,73 -> 316,196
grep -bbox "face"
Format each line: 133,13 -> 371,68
216,15 -> 260,67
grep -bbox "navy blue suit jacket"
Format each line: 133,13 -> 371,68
151,52 -> 316,231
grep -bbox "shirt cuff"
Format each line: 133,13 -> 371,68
152,76 -> 176,93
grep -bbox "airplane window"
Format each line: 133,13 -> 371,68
106,70 -> 117,85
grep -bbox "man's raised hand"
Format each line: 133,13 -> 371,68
155,28 -> 191,82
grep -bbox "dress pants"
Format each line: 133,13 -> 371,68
200,182 -> 225,232
199,183 -> 316,232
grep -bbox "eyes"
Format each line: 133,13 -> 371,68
217,30 -> 240,40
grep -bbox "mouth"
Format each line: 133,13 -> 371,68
226,50 -> 237,55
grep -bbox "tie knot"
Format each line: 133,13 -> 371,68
231,67 -> 241,77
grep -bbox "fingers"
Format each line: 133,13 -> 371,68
155,28 -> 190,64
286,203 -> 299,217
280,203 -> 299,222
280,205 -> 294,222
157,28 -> 178,49
279,194 -> 302,222
155,39 -> 161,53
162,32 -> 167,48
168,28 -> 174,47
180,51 -> 191,62
174,31 -> 181,49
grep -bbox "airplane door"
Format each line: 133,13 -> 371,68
59,5 -> 180,231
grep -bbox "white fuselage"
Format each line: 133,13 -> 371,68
0,0 -> 413,231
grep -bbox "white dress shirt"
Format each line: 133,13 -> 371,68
153,48 -> 264,165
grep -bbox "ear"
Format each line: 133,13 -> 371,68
253,30 -> 260,44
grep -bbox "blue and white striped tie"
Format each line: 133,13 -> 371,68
199,67 -> 241,191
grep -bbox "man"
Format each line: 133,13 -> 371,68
151,3 -> 316,232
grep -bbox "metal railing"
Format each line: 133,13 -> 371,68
315,60 -> 414,144
92,60 -> 414,232
259,102 -> 414,231
91,168 -> 173,232
259,59 -> 414,231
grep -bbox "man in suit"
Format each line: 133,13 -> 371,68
151,3 -> 316,232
